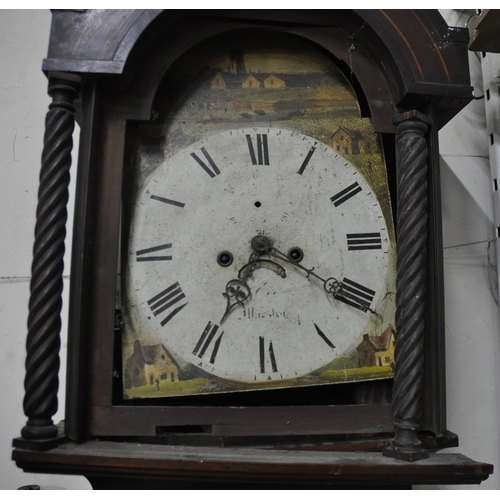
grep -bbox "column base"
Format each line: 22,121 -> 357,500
21,418 -> 58,440
14,420 -> 66,451
383,443 -> 429,462
383,420 -> 429,462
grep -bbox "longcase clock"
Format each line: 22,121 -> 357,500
12,9 -> 493,488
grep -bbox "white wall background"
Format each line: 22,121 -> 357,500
0,9 -> 498,490
0,9 -> 89,490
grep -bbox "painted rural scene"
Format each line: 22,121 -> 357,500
129,31 -> 392,219
123,325 -> 396,399
122,32 -> 396,399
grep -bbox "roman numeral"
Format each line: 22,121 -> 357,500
193,321 -> 223,364
147,282 -> 187,326
246,134 -> 269,165
136,243 -> 172,262
314,323 -> 335,349
346,233 -> 382,251
150,194 -> 185,208
259,336 -> 278,373
335,278 -> 376,313
297,146 -> 316,175
191,147 -> 220,178
330,182 -> 362,207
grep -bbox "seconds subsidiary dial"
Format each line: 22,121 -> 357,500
125,128 -> 395,391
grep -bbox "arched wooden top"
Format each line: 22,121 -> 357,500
43,9 -> 473,130
356,10 -> 470,87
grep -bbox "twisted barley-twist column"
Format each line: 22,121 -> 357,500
21,75 -> 79,440
384,111 -> 431,462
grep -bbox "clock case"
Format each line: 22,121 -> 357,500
13,9 -> 494,487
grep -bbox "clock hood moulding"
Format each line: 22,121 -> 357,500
43,9 -> 473,131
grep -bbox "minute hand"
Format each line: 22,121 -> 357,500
268,246 -> 378,315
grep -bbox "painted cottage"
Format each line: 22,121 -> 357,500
331,126 -> 371,155
356,324 -> 395,368
125,339 -> 180,389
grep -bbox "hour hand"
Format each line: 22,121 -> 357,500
220,279 -> 251,324
220,251 -> 259,324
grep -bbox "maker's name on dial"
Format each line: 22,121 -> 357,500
242,307 -> 289,320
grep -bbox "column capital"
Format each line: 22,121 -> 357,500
393,110 -> 432,127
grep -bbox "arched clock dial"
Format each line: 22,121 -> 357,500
125,128 -> 395,389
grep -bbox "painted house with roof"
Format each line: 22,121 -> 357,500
242,73 -> 264,88
209,63 -> 322,91
356,324 -> 395,368
125,339 -> 180,388
331,126 -> 372,155
210,70 -> 249,90
241,73 -> 287,88
207,48 -> 342,94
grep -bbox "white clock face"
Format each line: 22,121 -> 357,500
126,128 -> 394,384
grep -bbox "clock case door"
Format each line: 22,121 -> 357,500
64,11 -> 471,448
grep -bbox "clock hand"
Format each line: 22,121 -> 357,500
220,250 -> 259,324
268,245 -> 379,316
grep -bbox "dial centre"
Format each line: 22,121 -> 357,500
251,235 -> 272,254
